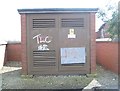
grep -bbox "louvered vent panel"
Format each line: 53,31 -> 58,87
33,19 -> 55,29
33,50 -> 56,67
61,18 -> 84,27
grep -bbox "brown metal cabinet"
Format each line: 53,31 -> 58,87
18,8 -> 98,75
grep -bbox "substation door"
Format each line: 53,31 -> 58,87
27,13 -> 90,74
27,14 -> 59,74
58,14 -> 90,74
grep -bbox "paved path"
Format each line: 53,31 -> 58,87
82,79 -> 102,91
96,65 -> 118,89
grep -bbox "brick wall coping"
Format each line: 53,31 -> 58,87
7,41 -> 21,44
96,41 -> 119,43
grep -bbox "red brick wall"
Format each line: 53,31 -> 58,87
6,43 -> 21,62
21,14 -> 28,75
90,13 -> 96,73
96,42 -> 118,73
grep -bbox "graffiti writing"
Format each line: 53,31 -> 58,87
33,34 -> 52,50
33,34 -> 52,44
38,44 -> 49,50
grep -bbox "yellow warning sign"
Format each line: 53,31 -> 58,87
69,29 -> 75,35
68,29 -> 76,38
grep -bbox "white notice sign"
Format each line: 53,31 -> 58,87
68,34 -> 76,38
61,47 -> 86,64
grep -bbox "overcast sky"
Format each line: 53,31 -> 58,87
0,0 -> 119,41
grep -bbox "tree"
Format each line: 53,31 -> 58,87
97,3 -> 119,41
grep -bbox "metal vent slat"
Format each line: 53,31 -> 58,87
61,18 -> 84,27
34,62 -> 55,67
33,50 -> 56,67
33,19 -> 55,29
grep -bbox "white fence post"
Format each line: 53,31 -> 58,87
0,41 -> 7,70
